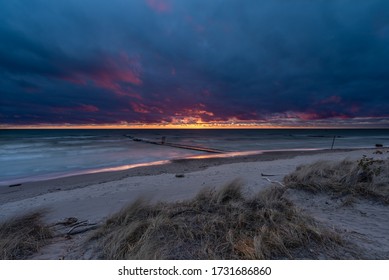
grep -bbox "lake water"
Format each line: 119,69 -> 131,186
1,129 -> 388,185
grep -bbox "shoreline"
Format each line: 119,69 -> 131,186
0,147 -> 383,219
0,148 -> 327,188
0,148 -> 357,204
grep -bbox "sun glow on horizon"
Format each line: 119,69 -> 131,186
1,123 -> 284,129
0,122 -> 373,130
2,115 -> 386,130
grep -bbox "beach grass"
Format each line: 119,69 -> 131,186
284,156 -> 389,204
0,211 -> 53,259
90,180 -> 355,260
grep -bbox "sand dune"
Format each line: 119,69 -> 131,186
0,148 -> 388,259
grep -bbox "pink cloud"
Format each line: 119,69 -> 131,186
78,104 -> 99,112
21,85 -> 42,93
337,114 -> 351,119
52,104 -> 99,113
349,104 -> 360,113
300,113 -> 320,120
59,53 -> 143,98
146,0 -> 171,13
175,108 -> 214,117
105,53 -> 142,85
319,95 -> 342,104
91,53 -> 143,96
284,111 -> 320,120
130,102 -> 150,114
130,101 -> 166,115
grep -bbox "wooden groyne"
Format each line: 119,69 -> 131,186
125,135 -> 227,154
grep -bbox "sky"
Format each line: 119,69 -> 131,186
1,0 -> 389,128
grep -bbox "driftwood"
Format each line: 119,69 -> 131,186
50,217 -> 99,237
67,224 -> 99,236
53,217 -> 78,226
261,175 -> 285,187
260,173 -> 278,177
66,220 -> 88,234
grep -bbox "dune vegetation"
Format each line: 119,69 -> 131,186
3,155 -> 385,260
284,156 -> 389,204
90,180 -> 362,260
0,211 -> 53,259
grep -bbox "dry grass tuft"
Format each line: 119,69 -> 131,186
91,180 -> 350,259
284,157 -> 389,204
0,211 -> 53,259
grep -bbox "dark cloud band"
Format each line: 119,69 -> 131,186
1,0 -> 389,127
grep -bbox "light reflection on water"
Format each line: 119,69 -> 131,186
1,128 -> 388,186
0,160 -> 172,187
185,148 -> 323,160
0,148 -> 324,186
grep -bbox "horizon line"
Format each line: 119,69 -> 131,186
1,125 -> 387,130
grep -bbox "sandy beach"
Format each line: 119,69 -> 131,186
1,148 -> 388,259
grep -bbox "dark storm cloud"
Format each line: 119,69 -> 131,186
1,0 -> 389,126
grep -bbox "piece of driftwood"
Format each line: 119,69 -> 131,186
67,224 -> 99,236
66,220 -> 88,234
50,217 -> 99,237
261,173 -> 277,177
54,217 -> 78,226
261,176 -> 285,187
